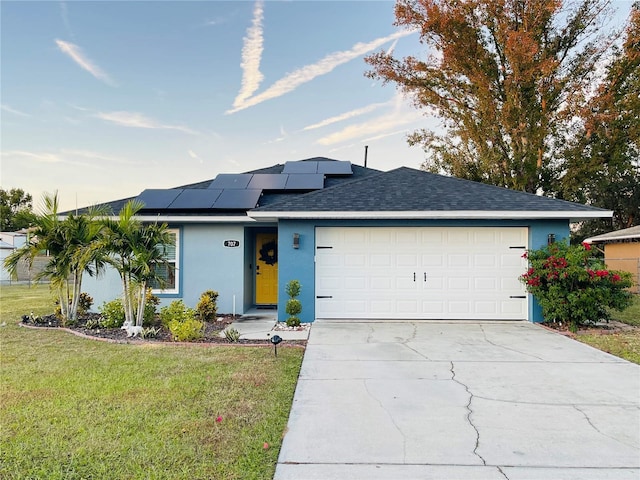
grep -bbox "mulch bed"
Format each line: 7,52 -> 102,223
19,313 -> 305,346
540,319 -> 639,337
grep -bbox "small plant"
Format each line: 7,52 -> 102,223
77,293 -> 94,315
520,240 -> 633,332
141,326 -> 162,339
84,318 -> 100,330
161,300 -> 203,341
99,299 -> 126,328
168,317 -> 204,342
143,289 -> 160,326
285,280 -> 302,327
160,300 -> 192,327
224,327 -> 241,343
196,290 -> 219,321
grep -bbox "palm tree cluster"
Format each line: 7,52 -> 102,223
4,194 -> 173,327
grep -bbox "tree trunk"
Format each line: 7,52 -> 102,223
135,282 -> 147,327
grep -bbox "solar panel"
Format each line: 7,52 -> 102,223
317,160 -> 352,175
284,174 -> 325,190
212,189 -> 262,209
167,189 -> 222,209
247,174 -> 288,190
282,161 -> 318,174
208,174 -> 253,189
137,189 -> 183,209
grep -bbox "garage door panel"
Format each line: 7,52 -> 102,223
315,227 -> 528,320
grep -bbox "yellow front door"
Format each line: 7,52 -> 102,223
255,233 -> 278,304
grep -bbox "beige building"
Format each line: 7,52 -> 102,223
585,226 -> 640,294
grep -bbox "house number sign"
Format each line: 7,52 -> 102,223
223,240 -> 240,248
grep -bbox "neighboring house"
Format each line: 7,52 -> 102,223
0,230 -> 49,282
585,226 -> 640,293
0,240 -> 15,283
81,157 -> 610,323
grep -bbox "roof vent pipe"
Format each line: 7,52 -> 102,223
364,145 -> 368,168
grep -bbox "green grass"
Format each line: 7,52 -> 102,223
0,284 -> 304,479
577,333 -> 640,364
579,295 -> 640,365
610,294 -> 640,326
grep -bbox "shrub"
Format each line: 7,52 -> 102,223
77,293 -> 94,314
84,318 -> 100,330
285,280 -> 301,299
285,280 -> 302,327
168,317 -> 204,342
99,299 -> 126,328
520,241 -> 634,332
196,290 -> 219,321
143,289 -> 160,326
224,327 -> 241,343
159,300 -> 192,327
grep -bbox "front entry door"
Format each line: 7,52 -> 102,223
255,233 -> 278,304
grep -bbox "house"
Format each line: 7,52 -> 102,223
585,226 -> 640,293
0,240 -> 15,283
81,157 -> 611,323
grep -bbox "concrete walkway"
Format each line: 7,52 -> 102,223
275,321 -> 640,480
221,309 -> 310,341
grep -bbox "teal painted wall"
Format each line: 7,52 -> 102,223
277,218 -> 571,323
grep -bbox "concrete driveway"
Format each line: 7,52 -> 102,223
275,321 -> 640,480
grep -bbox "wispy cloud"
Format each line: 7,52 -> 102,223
1,104 -> 31,117
55,39 -> 116,86
302,101 -> 388,131
60,2 -> 74,38
315,109 -> 423,146
230,0 -> 265,110
95,111 -> 199,135
267,125 -> 288,144
227,29 -> 415,114
1,149 -> 137,167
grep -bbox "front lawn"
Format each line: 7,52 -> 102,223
577,295 -> 640,365
0,284 -> 304,479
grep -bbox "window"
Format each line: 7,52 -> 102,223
150,229 -> 179,294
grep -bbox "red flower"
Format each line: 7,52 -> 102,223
216,416 -> 223,423
612,274 -> 621,282
263,442 -> 269,450
596,270 -> 609,277
582,242 -> 591,251
521,251 -> 528,259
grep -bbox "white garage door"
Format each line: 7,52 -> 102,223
315,227 -> 528,320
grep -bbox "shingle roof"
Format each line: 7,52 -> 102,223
252,167 -> 609,215
67,157 -> 380,215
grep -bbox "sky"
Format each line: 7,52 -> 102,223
0,1 -> 634,213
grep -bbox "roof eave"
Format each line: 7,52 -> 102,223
249,210 -> 613,221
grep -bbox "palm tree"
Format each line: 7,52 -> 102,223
100,200 -> 173,326
4,193 -> 107,324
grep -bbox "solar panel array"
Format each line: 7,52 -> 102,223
136,160 -> 352,211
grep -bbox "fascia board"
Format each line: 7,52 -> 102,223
248,210 -> 613,221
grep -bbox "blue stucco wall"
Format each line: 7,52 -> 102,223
84,223 -> 250,314
277,218 -> 571,323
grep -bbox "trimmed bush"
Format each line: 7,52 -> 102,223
196,290 -> 219,321
161,300 -> 204,342
520,241 -> 634,332
285,280 -> 302,327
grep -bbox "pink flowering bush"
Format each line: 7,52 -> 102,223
520,241 -> 633,332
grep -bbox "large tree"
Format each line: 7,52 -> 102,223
366,0 -> 615,193
555,3 -> 639,238
0,188 -> 34,231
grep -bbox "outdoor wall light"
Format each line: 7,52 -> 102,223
548,233 -> 556,245
293,233 -> 300,249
